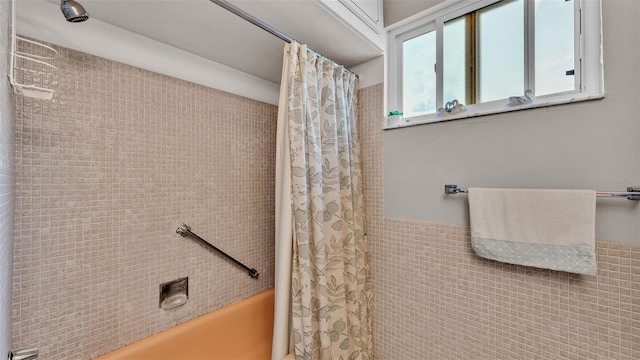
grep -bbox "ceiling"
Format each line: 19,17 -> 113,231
30,0 -> 447,85
41,0 -> 391,84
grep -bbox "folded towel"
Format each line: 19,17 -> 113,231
468,188 -> 597,275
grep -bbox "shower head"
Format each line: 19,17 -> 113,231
60,0 -> 89,23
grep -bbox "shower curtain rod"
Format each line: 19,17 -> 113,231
209,0 -> 338,64
210,0 -> 294,43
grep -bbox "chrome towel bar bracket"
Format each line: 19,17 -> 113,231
444,184 -> 467,194
444,184 -> 640,200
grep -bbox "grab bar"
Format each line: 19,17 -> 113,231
176,224 -> 259,278
9,348 -> 38,360
444,184 -> 640,200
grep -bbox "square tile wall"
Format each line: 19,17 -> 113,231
358,84 -> 640,360
0,0 -> 16,356
12,42 -> 276,359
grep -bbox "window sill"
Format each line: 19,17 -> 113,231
383,93 -> 605,130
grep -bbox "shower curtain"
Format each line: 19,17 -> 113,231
272,42 -> 372,360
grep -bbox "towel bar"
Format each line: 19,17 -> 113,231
444,184 -> 640,200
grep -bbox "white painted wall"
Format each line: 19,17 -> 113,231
15,0 -> 280,105
383,0 -> 446,27
351,56 -> 384,88
382,0 -> 640,244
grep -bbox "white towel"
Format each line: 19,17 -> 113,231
468,188 -> 597,275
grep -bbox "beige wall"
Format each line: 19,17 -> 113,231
0,0 -> 16,356
12,43 -> 276,359
360,83 -> 640,359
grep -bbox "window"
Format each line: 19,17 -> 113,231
387,0 -> 603,126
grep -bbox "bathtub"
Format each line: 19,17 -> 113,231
94,289 -> 274,360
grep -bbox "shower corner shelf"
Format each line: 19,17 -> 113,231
9,0 -> 58,100
9,36 -> 58,101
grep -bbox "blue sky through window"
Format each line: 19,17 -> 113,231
403,31 -> 436,116
535,0 -> 575,96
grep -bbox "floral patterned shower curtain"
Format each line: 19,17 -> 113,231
282,41 -> 372,360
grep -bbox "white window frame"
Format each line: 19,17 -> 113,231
385,0 -> 603,129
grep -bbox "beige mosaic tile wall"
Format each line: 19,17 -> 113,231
12,42 -> 276,359
0,0 -> 16,355
359,84 -> 640,359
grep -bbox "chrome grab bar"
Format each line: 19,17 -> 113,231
9,348 -> 38,360
176,224 -> 259,278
